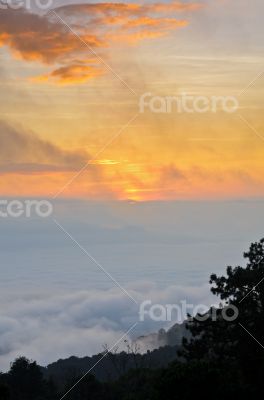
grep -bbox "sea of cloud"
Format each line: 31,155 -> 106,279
1,198 -> 263,370
0,282 -> 214,371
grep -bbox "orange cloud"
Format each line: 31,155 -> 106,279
54,1 -> 202,17
106,28 -> 178,44
123,17 -> 188,28
0,9 -> 104,64
144,1 -> 203,13
106,18 -> 188,44
0,1 -> 203,85
35,63 -> 103,85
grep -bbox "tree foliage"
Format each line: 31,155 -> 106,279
181,238 -> 264,389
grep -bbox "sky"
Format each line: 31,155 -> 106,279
0,0 -> 263,200
0,0 -> 264,370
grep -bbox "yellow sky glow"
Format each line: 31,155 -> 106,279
0,0 -> 263,201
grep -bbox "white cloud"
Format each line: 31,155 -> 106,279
0,283 -> 214,371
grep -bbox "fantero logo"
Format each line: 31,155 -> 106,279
139,300 -> 239,322
0,199 -> 53,218
0,0 -> 53,10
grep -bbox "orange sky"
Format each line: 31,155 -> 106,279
0,0 -> 263,201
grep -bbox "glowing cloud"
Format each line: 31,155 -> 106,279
0,1 -> 203,84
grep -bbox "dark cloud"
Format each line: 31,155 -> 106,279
0,120 -> 88,173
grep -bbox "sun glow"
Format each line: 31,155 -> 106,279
0,1 -> 263,201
